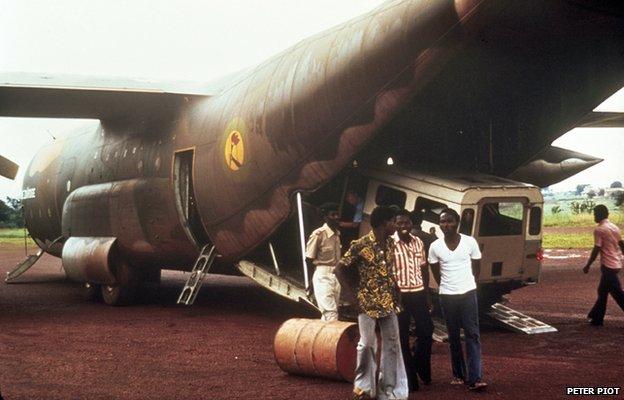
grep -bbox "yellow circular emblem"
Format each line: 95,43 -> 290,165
224,130 -> 245,171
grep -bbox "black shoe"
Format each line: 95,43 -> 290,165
588,318 -> 604,326
408,376 -> 420,392
468,381 -> 488,391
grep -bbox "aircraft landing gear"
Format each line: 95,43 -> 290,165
101,261 -> 138,306
83,282 -> 101,301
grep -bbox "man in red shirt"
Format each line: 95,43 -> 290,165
583,205 -> 624,326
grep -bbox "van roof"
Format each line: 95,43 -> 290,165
364,166 -> 538,193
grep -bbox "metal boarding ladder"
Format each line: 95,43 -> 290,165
486,302 -> 557,334
177,244 -> 216,305
5,235 -> 63,283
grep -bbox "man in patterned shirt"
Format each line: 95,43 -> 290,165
393,209 -> 433,392
335,206 -> 408,400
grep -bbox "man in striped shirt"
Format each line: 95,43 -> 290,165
392,209 -> 434,392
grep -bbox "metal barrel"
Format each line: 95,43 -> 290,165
274,318 -> 359,382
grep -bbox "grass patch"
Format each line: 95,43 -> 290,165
542,233 -> 593,249
0,228 -> 36,247
544,197 -> 624,228
0,228 -> 28,238
543,213 -> 596,227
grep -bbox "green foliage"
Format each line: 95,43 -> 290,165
569,199 -> 595,214
550,205 -> 562,214
543,196 -> 624,228
575,184 -> 589,195
0,197 -> 24,228
615,192 -> 624,208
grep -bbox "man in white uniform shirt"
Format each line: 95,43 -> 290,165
306,202 -> 342,321
428,208 -> 487,391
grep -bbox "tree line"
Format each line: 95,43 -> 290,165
0,197 -> 24,228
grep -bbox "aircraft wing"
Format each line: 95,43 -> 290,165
578,112 -> 624,128
0,72 -> 215,120
507,146 -> 603,188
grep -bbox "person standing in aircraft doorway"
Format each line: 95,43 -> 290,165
339,190 -> 364,248
305,203 -> 342,321
428,208 -> 487,391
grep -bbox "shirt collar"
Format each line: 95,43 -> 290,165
392,231 -> 415,243
321,223 -> 339,238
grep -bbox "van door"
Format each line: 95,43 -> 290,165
475,198 -> 527,281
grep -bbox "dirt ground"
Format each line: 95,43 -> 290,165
1,245 -> 623,400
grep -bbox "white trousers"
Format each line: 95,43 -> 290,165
312,266 -> 341,321
354,313 -> 409,400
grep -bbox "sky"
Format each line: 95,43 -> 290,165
0,0 -> 622,198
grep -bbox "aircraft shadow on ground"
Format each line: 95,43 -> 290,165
157,276 -> 318,319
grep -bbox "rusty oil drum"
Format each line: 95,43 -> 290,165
274,318 -> 358,382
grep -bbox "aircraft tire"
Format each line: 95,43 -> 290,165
83,282 -> 101,301
101,261 -> 138,306
138,268 -> 162,302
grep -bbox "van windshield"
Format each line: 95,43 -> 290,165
479,202 -> 523,236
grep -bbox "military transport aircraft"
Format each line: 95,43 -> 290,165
1,0 -> 623,318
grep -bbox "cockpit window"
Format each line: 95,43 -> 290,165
479,202 -> 523,236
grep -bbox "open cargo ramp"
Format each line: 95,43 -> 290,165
236,259 -> 316,308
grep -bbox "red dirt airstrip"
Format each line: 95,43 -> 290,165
0,244 -> 622,400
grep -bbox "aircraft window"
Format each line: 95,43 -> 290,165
529,206 -> 542,235
375,185 -> 406,208
459,208 -> 474,235
414,197 -> 447,224
479,202 -> 523,236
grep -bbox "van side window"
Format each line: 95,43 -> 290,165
375,185 -> 406,208
459,208 -> 475,235
529,206 -> 542,235
479,202 -> 523,236
414,197 -> 447,224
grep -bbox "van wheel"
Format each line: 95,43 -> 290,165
101,261 -> 138,306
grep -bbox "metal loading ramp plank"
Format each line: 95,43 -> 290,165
237,260 -> 316,308
486,303 -> 557,334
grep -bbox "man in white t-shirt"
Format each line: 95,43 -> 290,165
428,208 -> 487,391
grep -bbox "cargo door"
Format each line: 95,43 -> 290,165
173,149 -> 210,247
475,198 -> 527,281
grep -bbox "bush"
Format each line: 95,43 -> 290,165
0,197 -> 23,228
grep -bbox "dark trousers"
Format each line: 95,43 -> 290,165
439,289 -> 483,385
588,266 -> 624,324
397,290 -> 433,389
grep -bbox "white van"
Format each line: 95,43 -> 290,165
239,165 -> 544,310
360,166 -> 544,306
